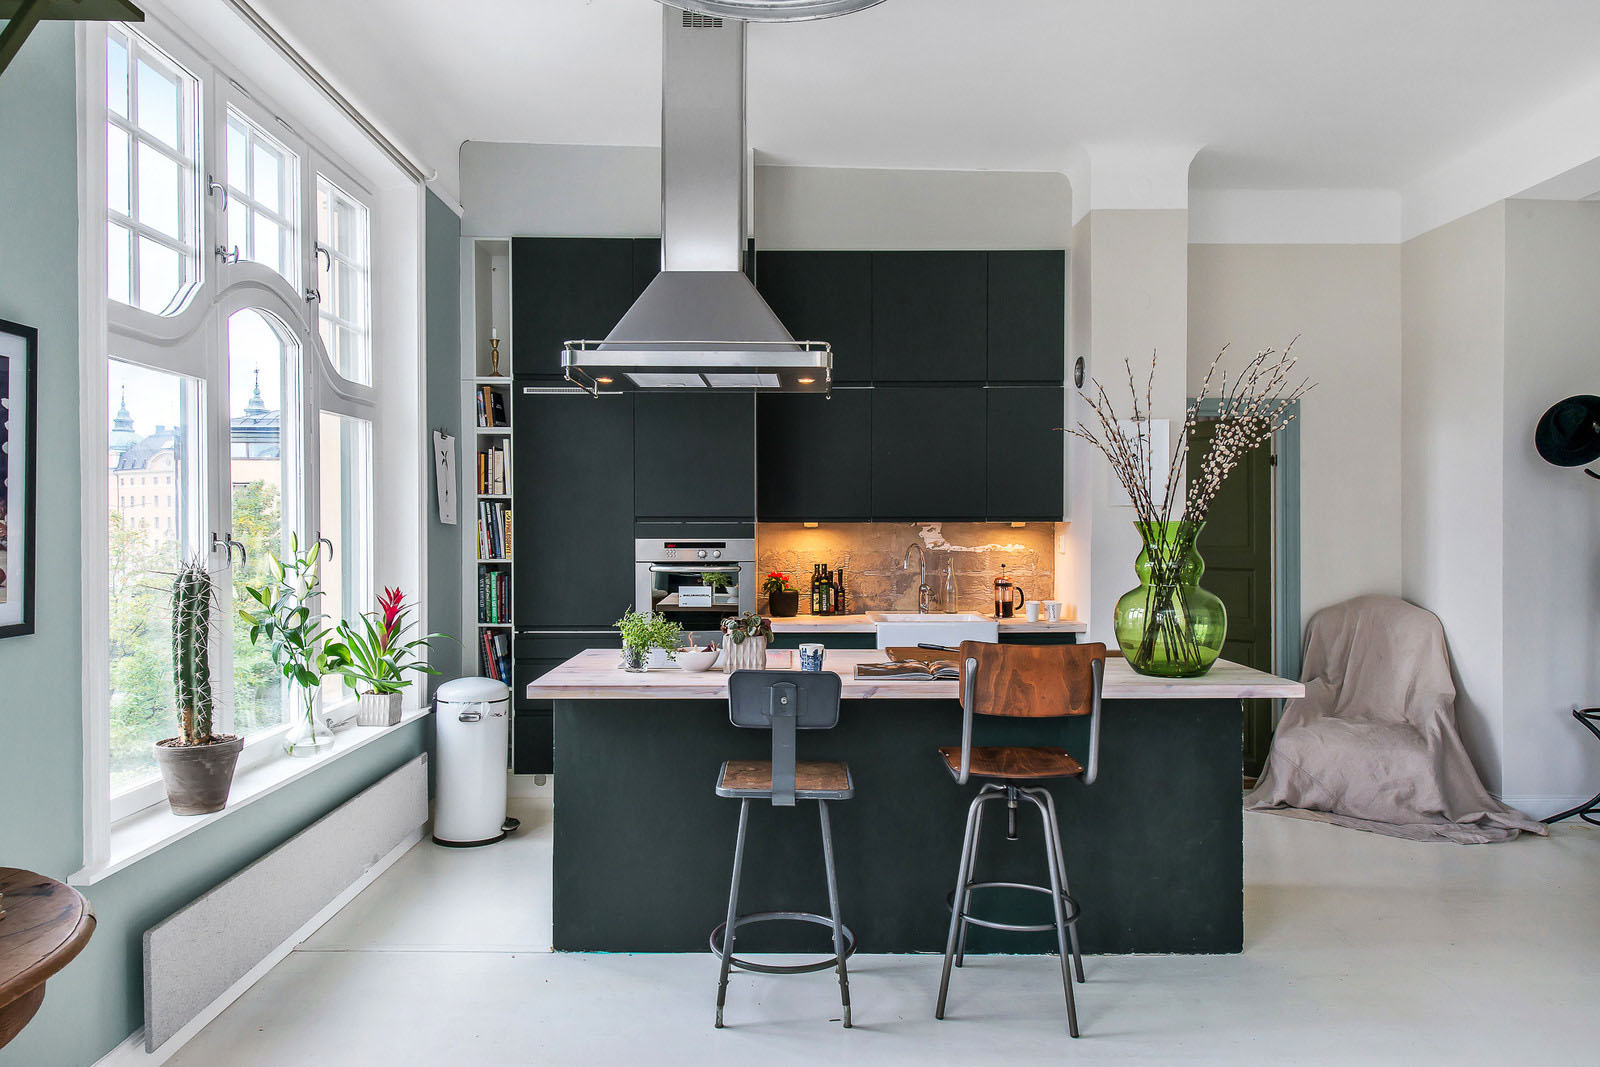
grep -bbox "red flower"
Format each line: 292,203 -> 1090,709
378,587 -> 407,650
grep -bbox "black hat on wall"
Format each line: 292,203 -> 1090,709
1534,395 -> 1600,469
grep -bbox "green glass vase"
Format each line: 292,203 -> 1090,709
1113,521 -> 1227,678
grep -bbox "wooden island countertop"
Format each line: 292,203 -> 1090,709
527,648 -> 1304,702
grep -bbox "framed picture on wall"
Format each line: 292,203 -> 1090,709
0,317 -> 37,638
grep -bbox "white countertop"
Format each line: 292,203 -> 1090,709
527,648 -> 1304,702
770,613 -> 1089,634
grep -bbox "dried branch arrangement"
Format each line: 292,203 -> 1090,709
1066,342 -> 1314,669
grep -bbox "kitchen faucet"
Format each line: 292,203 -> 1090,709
904,543 -> 931,613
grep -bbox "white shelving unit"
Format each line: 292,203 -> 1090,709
460,239 -> 514,689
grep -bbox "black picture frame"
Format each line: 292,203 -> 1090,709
0,316 -> 38,639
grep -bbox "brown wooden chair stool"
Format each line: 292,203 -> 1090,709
712,670 -> 855,1029
934,640 -> 1107,1037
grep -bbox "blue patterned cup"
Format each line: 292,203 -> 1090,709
798,643 -> 826,672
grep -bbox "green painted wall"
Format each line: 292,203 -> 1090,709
0,26 -> 430,1066
424,191 -> 463,682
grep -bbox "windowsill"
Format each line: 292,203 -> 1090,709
70,706 -> 431,887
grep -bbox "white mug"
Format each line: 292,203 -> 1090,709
798,643 -> 826,671
1025,602 -> 1041,622
1044,600 -> 1063,622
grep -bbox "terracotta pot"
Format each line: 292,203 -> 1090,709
357,691 -> 403,727
153,735 -> 244,816
768,589 -> 799,617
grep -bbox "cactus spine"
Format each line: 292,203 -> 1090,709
171,557 -> 215,745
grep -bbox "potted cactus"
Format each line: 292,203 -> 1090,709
153,558 -> 243,815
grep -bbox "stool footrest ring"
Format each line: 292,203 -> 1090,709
947,881 -> 1082,934
710,911 -> 858,975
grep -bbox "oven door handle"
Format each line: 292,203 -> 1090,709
647,564 -> 744,574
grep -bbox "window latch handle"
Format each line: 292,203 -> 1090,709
317,533 -> 334,561
211,532 -> 247,567
215,244 -> 240,265
315,242 -> 332,272
208,176 -> 228,210
304,287 -> 321,303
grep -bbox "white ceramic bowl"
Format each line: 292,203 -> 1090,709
674,649 -> 720,673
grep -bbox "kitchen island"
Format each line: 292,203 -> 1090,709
529,649 -> 1302,956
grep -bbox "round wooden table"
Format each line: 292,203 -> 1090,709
0,868 -> 96,1050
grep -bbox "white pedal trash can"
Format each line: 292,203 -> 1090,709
433,677 -> 515,846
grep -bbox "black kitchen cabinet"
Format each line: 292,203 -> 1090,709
870,387 -> 986,520
871,251 -> 987,382
512,238 -> 636,379
756,388 -> 872,521
755,251 -> 873,383
988,250 -> 1066,382
987,386 -> 1065,520
513,633 -> 621,775
634,392 -> 755,521
513,388 -> 635,628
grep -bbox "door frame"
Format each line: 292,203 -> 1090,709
1191,398 -> 1302,685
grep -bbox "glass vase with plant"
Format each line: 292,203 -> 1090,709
762,571 -> 799,617
615,607 -> 684,672
239,535 -> 337,756
1068,344 -> 1313,676
326,587 -> 448,726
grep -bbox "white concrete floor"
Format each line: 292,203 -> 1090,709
170,800 -> 1599,1066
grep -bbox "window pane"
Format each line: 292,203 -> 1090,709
134,55 -> 180,149
316,175 -> 372,385
108,32 -> 129,118
252,214 -> 282,275
108,221 -> 132,305
253,141 -> 282,214
228,310 -> 296,735
135,140 -> 180,239
227,199 -> 246,259
107,359 -> 201,793
318,412 -> 372,705
108,126 -> 130,216
227,119 -> 249,197
136,237 -> 180,314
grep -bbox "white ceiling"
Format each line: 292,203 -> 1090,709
249,0 -> 1600,210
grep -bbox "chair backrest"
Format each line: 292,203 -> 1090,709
958,641 -> 1107,718
728,670 -> 842,806
954,641 -> 1108,785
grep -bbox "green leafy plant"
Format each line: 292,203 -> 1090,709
170,556 -> 222,746
239,535 -> 335,746
325,587 -> 447,695
721,611 -> 773,644
761,571 -> 793,597
615,607 -> 684,655
701,571 -> 734,593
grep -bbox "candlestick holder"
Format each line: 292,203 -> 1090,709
490,336 -> 501,377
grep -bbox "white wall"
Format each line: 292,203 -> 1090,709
1188,244 -> 1404,631
1500,199 -> 1600,807
1400,203 -> 1508,793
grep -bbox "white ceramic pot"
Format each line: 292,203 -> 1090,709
357,691 -> 403,727
722,634 -> 768,673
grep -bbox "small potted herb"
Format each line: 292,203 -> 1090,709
325,587 -> 447,726
615,607 -> 684,672
763,571 -> 798,617
720,611 -> 773,673
153,557 -> 243,815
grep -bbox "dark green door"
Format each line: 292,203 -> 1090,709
1187,420 -> 1274,778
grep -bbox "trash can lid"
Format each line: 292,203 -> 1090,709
436,676 -> 511,704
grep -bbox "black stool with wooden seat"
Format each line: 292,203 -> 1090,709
712,670 -> 855,1029
934,640 -> 1107,1037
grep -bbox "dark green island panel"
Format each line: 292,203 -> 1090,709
550,692 -> 1247,955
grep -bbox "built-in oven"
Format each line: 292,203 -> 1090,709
635,536 -> 756,633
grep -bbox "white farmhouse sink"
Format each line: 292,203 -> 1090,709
868,612 -> 999,651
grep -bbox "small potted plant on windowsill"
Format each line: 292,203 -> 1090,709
763,571 -> 798,617
325,587 -> 447,727
153,557 -> 243,816
615,607 -> 684,672
240,536 -> 337,758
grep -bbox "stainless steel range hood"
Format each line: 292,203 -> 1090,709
562,7 -> 831,394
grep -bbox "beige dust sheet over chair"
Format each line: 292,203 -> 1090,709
1245,595 -> 1546,843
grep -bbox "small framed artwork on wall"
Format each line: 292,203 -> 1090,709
0,317 -> 37,638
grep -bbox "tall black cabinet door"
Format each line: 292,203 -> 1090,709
756,388 -> 872,521
870,387 -> 986,520
634,393 -> 756,521
755,251 -> 873,383
513,389 -> 635,627
512,238 -> 635,379
871,252 -> 987,382
986,386 -> 1064,520
988,251 -> 1066,382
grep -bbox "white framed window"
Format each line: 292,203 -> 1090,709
315,173 -> 372,385
223,107 -> 299,284
106,25 -> 202,316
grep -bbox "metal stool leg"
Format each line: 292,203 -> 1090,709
953,795 -> 988,968
818,800 -> 852,1028
936,789 -> 987,1019
1026,789 -> 1079,1037
1040,788 -> 1085,984
714,798 -> 751,1028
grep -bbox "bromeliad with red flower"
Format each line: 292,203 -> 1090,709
326,587 -> 449,697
